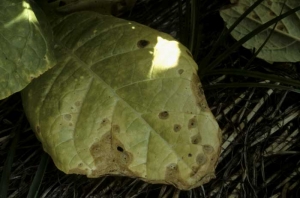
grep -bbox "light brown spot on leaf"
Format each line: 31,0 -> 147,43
191,74 -> 209,111
75,101 -> 81,107
178,69 -> 184,75
159,111 -> 169,119
173,124 -> 181,132
64,114 -> 72,121
196,154 -> 207,165
188,117 -> 197,129
252,13 -> 259,20
190,134 -> 201,144
203,145 -> 214,154
68,168 -> 87,175
112,124 -> 120,133
269,11 -> 276,17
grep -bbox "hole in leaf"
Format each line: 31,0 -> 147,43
117,146 -> 124,152
137,40 -> 149,48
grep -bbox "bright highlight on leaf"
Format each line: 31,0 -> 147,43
21,11 -> 221,190
152,36 -> 180,70
220,0 -> 300,62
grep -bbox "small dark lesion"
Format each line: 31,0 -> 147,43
188,117 -> 197,129
117,146 -> 124,152
137,40 -> 150,48
178,69 -> 184,75
173,124 -> 181,132
158,111 -> 169,119
190,134 -> 201,144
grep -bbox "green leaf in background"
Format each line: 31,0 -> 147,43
0,0 -> 56,100
21,11 -> 221,190
48,0 -> 136,16
220,0 -> 300,62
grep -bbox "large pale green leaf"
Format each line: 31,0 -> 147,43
0,0 -> 56,100
21,11 -> 221,190
220,0 -> 300,62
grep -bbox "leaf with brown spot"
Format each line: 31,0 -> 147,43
21,11 -> 221,190
220,0 -> 300,62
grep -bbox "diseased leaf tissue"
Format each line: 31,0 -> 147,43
0,0 -> 221,190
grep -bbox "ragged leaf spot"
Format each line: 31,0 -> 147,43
137,40 -> 149,48
190,134 -> 201,144
158,111 -> 169,119
188,117 -> 197,129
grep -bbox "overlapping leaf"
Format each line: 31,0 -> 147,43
0,0 -> 56,100
21,11 -> 221,190
220,0 -> 300,62
48,0 -> 136,15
